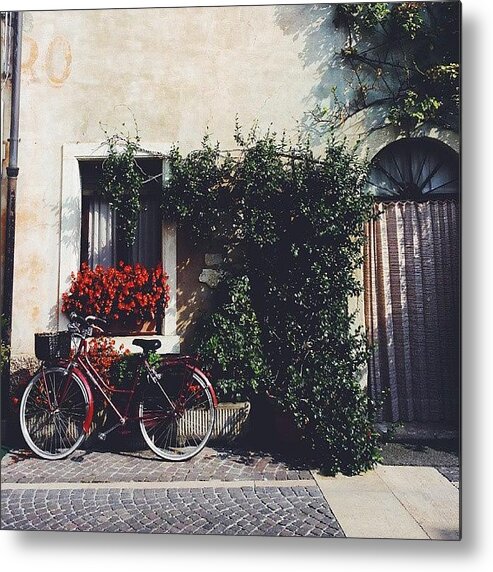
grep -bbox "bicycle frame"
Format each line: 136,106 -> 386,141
69,337 -> 147,430
49,335 -> 218,437
21,314 -> 221,460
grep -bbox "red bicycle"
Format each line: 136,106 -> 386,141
20,313 -> 217,461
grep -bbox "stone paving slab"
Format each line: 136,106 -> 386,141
1,479 -> 316,491
1,447 -> 313,484
313,467 -> 429,539
376,465 -> 460,540
1,485 -> 344,537
313,464 -> 460,540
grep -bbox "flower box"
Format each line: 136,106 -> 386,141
62,262 -> 169,331
106,317 -> 157,336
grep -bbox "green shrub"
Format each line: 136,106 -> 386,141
0,342 -> 9,370
232,133 -> 381,474
0,315 -> 10,370
111,123 -> 383,475
109,350 -> 161,388
193,274 -> 272,402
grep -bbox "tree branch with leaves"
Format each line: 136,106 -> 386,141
314,2 -> 460,134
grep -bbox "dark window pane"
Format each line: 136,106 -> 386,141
368,139 -> 459,201
79,158 -> 162,268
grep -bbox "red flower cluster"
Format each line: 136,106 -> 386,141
62,262 -> 170,322
86,337 -> 129,386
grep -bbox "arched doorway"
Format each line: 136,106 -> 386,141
364,138 -> 460,424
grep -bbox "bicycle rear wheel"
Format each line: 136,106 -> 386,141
139,366 -> 215,461
20,367 -> 89,460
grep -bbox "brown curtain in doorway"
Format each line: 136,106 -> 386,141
364,200 -> 460,423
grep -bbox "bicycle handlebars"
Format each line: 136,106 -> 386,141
69,312 -> 107,334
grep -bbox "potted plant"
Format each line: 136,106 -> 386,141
62,262 -> 170,335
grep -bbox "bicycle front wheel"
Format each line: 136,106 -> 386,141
20,367 -> 89,460
139,366 -> 215,461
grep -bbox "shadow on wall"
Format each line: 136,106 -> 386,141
276,4 -> 347,99
46,194 -> 80,333
274,4 -> 350,140
57,194 -> 81,254
48,303 -> 59,332
274,4 -> 394,145
176,228 -> 218,352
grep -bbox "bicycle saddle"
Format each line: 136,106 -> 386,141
132,338 -> 162,353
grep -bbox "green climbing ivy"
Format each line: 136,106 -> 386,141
100,131 -> 144,247
162,125 -> 382,475
311,2 -> 460,133
193,274 -> 272,402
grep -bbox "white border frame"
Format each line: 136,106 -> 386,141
59,142 -> 179,353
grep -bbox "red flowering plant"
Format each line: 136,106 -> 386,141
86,337 -> 129,387
62,262 -> 170,326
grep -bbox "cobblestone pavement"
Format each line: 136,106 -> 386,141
437,466 -> 460,487
1,485 -> 343,536
1,446 -> 313,483
1,447 -> 343,537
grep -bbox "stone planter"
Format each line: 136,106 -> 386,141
176,402 -> 251,444
104,401 -> 252,452
210,401 -> 252,443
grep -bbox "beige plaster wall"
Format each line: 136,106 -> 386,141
7,6 -> 320,354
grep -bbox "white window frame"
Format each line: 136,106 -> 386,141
59,143 -> 179,353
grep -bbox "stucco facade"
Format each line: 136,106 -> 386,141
1,6 -> 460,426
2,6 -> 324,357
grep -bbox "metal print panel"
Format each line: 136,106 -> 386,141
0,2 -> 460,539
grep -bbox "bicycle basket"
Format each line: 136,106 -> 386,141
34,331 -> 72,361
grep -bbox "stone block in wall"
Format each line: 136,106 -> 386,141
204,253 -> 223,267
199,268 -> 223,288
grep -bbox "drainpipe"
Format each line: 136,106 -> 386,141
1,11 -> 22,427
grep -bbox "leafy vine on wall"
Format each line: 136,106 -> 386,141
100,123 -> 382,474
100,130 -> 145,247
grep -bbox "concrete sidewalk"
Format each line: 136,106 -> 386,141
313,464 -> 460,540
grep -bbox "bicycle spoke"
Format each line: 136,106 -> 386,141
139,369 -> 214,461
58,414 -> 70,448
154,417 -> 175,446
58,382 -> 78,406
53,416 -> 66,451
21,368 -> 88,459
181,386 -> 207,409
25,399 -> 50,415
27,411 -> 52,437
163,421 -> 174,452
47,372 -> 60,408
